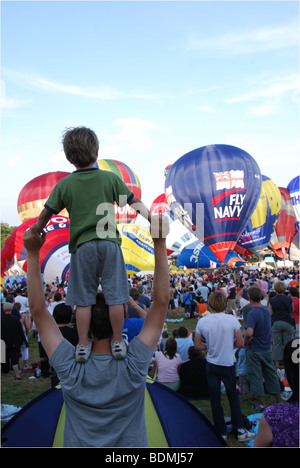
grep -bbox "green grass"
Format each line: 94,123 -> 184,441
1,310 -> 277,447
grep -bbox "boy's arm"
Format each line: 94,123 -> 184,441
128,195 -> 152,223
137,215 -> 170,351
23,224 -> 64,358
36,207 -> 53,233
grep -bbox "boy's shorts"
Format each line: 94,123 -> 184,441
65,239 -> 130,307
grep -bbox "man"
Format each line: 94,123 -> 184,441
244,286 -> 281,412
23,215 -> 169,447
14,288 -> 29,313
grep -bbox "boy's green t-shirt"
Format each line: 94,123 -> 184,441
45,168 -> 134,252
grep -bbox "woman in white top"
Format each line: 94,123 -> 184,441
153,338 -> 182,391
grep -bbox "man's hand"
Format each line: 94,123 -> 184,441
150,214 -> 169,241
23,224 -> 46,253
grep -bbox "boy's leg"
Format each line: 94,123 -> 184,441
76,306 -> 92,346
75,306 -> 92,363
109,304 -> 128,359
109,304 -> 124,343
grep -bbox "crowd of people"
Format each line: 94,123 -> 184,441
1,128 -> 299,447
1,264 -> 299,446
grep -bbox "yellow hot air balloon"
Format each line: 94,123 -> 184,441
117,224 -> 154,275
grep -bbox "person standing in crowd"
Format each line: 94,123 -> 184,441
1,303 -> 28,380
194,291 -> 254,441
269,281 -> 295,369
244,286 -> 282,411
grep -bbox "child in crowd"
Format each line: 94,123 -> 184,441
36,126 -> 151,362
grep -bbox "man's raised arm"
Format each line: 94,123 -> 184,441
137,215 -> 170,351
23,224 -> 63,358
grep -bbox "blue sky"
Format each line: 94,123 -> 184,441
1,0 -> 299,227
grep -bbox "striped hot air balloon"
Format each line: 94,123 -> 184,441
95,159 -> 141,223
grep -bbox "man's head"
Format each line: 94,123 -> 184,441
178,326 -> 188,338
208,291 -> 227,312
53,303 -> 73,324
130,287 -> 140,301
90,293 -> 113,341
62,126 -> 99,168
248,286 -> 263,304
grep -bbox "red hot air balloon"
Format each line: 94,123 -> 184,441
269,187 -> 296,259
150,194 -> 169,215
17,172 -> 71,223
1,216 -> 70,284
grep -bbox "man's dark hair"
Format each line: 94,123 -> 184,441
178,326 -> 188,338
248,286 -> 262,303
53,303 -> 73,324
90,293 -> 113,340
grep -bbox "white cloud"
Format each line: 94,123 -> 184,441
225,74 -> 299,104
186,23 -> 299,54
3,69 -> 161,101
108,118 -> 162,153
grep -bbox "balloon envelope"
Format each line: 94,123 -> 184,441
117,224 -> 155,275
17,172 -> 71,223
96,159 -> 141,223
150,194 -> 169,215
1,216 -> 70,284
238,175 -> 281,255
269,188 -> 296,258
289,232 -> 300,262
287,176 -> 300,231
165,144 -> 262,262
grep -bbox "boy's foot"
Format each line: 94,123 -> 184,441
237,429 -> 256,442
75,341 -> 92,363
111,339 -> 128,360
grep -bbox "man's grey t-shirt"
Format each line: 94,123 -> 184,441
49,336 -> 153,447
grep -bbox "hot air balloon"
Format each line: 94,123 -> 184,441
17,172 -> 71,223
289,232 -> 300,262
165,144 -> 262,263
287,176 -> 300,231
238,175 -> 281,256
1,216 -> 70,284
150,194 -> 198,254
176,240 -> 221,269
95,159 -> 141,223
117,224 -> 155,275
150,193 -> 169,215
269,188 -> 296,259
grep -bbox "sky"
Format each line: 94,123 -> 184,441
1,0 -> 299,229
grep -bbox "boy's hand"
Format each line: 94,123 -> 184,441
23,224 -> 46,253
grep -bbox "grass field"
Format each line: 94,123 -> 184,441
1,311 -> 277,447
